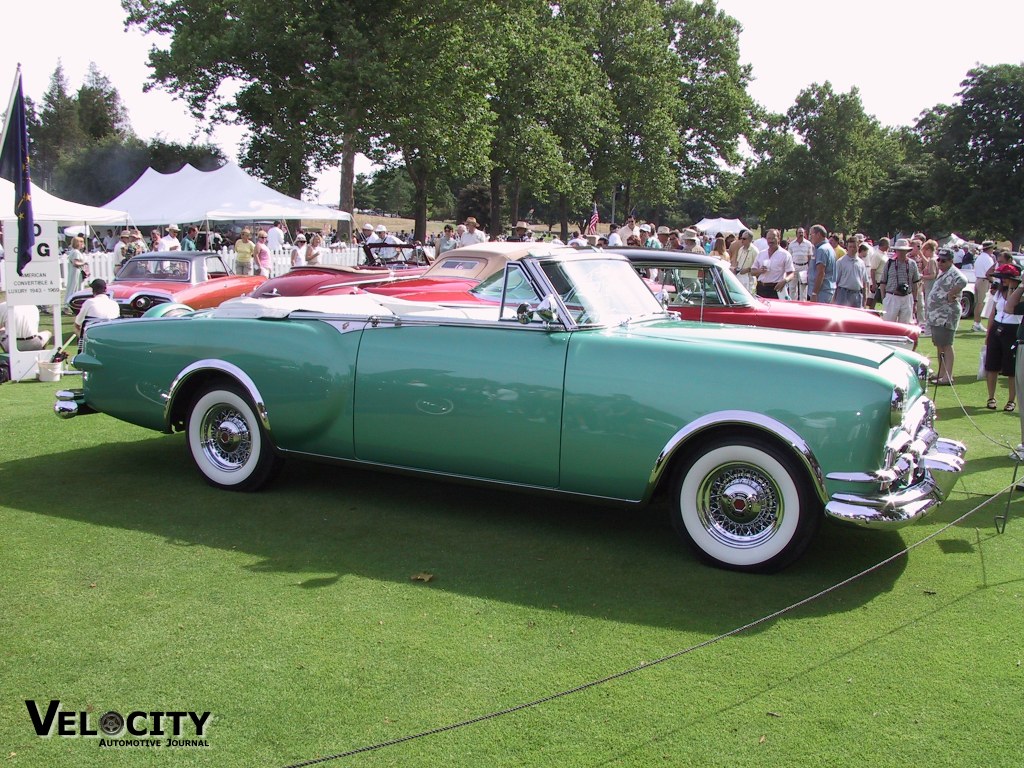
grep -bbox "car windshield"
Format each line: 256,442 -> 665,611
642,262 -> 756,308
540,258 -> 668,326
716,264 -> 758,306
116,258 -> 191,281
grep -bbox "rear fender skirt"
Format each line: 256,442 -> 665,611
647,410 -> 828,503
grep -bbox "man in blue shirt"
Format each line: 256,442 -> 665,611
807,224 -> 837,303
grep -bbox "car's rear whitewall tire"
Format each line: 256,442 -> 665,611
671,436 -> 820,572
187,385 -> 279,491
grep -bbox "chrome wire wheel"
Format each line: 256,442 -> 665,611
672,437 -> 820,572
200,403 -> 253,473
186,385 -> 279,491
696,462 -> 783,550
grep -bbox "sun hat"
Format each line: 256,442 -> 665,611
680,228 -> 700,240
374,224 -> 388,233
514,221 -> 530,229
639,223 -> 652,233
656,226 -> 670,235
993,263 -> 1021,281
167,224 -> 180,232
892,238 -> 915,251
295,233 -> 306,242
362,223 -> 374,231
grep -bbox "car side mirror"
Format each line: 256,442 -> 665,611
516,296 -> 559,326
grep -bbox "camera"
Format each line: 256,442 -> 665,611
895,283 -> 910,296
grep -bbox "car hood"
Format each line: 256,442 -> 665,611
623,318 -> 895,368
109,280 -> 188,297
759,298 -> 918,336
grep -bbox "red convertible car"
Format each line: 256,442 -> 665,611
249,242 -> 433,299
619,250 -> 919,348
67,252 -> 266,317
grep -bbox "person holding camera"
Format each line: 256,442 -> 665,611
982,264 -> 1023,411
879,238 -> 921,324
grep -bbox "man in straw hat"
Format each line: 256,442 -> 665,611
879,238 -> 921,323
158,224 -> 181,252
458,216 -> 487,247
508,221 -> 532,243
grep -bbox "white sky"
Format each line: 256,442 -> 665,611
2,0 -> 1022,204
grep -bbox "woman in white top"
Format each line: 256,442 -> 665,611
290,234 -> 308,267
983,264 -> 1024,411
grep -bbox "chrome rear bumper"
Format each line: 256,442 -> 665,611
54,389 -> 95,419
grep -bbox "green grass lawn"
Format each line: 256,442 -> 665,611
1,329 -> 1022,767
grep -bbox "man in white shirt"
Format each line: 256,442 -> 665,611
0,302 -> 52,352
458,217 -> 488,247
266,221 -> 286,252
787,227 -> 814,300
617,216 -> 640,244
751,229 -> 794,299
102,229 -> 119,251
972,241 -> 997,331
111,230 -> 131,263
367,224 -> 403,260
731,229 -> 759,291
568,231 -> 589,248
74,279 -> 120,335
158,224 -> 181,251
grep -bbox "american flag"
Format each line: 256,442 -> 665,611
586,202 -> 599,235
0,67 -> 35,275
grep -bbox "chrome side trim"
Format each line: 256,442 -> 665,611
164,359 -> 271,433
280,449 -> 648,506
646,410 -> 828,503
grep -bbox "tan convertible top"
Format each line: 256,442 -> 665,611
421,242 -> 577,281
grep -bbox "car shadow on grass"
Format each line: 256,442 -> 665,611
3,432 -> 913,633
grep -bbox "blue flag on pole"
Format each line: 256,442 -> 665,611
0,67 -> 36,276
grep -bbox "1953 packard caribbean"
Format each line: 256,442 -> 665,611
55,247 -> 966,571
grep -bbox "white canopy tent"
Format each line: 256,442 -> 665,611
103,162 -> 352,224
694,217 -> 749,235
0,178 -> 127,223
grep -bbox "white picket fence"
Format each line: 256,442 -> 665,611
74,245 -> 363,286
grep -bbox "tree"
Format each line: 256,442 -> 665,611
32,62 -> 86,188
123,0 -> 373,198
77,62 -> 132,142
918,64 -> 1024,243
742,83 -> 900,233
362,1 -> 501,239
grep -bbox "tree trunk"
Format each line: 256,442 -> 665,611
338,134 -> 356,242
559,194 -> 568,241
489,167 -> 502,240
404,154 -> 428,242
510,178 -> 521,223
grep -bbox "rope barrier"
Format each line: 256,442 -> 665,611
278,478 -> 1017,768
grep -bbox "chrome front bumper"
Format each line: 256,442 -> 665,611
824,395 -> 966,527
54,389 -> 95,419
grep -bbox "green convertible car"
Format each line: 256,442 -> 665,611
55,247 -> 966,572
